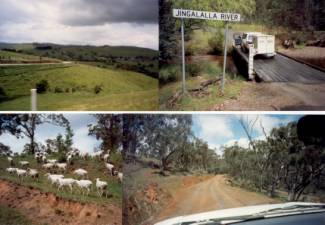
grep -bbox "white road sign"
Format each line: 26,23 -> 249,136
173,9 -> 241,22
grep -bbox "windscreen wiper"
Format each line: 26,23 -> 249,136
180,205 -> 325,225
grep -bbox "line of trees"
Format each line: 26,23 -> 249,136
254,0 -> 325,31
223,120 -> 325,201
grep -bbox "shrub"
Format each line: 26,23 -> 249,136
94,85 -> 103,94
159,65 -> 181,84
187,63 -> 202,77
201,62 -> 222,76
208,31 -> 224,55
54,87 -> 63,93
65,88 -> 70,93
36,80 -> 49,94
0,87 -> 7,101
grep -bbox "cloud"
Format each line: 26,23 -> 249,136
195,115 -> 234,142
60,0 -> 158,26
0,0 -> 158,49
224,138 -> 250,149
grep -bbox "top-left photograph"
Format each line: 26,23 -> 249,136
0,0 -> 158,111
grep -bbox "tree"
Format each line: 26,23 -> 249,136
88,115 -> 123,152
64,124 -> 74,151
0,143 -> 12,156
0,114 -> 70,155
140,115 -> 193,172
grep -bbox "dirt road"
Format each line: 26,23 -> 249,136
214,82 -> 325,111
0,179 -> 122,225
153,175 -> 278,224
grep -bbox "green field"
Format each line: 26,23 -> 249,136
0,63 -> 158,111
0,50 -> 60,63
0,154 -> 122,206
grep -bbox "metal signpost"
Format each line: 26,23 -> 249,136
173,9 -> 241,94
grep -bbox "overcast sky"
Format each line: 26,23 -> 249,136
0,114 -> 101,154
0,0 -> 158,49
192,114 -> 302,155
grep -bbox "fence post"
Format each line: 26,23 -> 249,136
31,89 -> 37,111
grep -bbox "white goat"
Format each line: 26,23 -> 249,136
42,163 -> 55,171
73,169 -> 88,178
75,180 -> 92,195
95,178 -> 108,197
103,154 -> 110,162
6,168 -> 17,174
7,157 -> 13,165
27,168 -> 39,179
56,163 -> 67,173
105,163 -> 114,175
16,169 -> 27,180
45,173 -> 64,186
47,159 -> 57,164
19,161 -> 29,168
57,178 -> 76,193
67,155 -> 72,164
118,172 -> 123,183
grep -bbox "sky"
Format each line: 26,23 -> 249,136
0,114 -> 101,154
0,0 -> 158,49
192,114 -> 302,155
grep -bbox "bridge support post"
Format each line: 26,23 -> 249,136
248,46 -> 255,80
31,89 -> 37,111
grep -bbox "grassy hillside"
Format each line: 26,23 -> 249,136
0,50 -> 60,63
0,43 -> 158,78
0,63 -> 158,111
0,154 -> 122,206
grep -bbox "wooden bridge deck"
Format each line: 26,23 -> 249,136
233,48 -> 325,84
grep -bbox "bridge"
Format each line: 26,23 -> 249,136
232,47 -> 325,84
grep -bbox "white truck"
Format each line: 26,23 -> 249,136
242,32 -> 276,58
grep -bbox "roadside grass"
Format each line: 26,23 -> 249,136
0,155 -> 122,207
0,50 -> 60,63
159,73 -> 245,111
0,204 -> 35,225
0,63 -> 158,111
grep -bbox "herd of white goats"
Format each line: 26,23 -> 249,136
4,149 -> 122,197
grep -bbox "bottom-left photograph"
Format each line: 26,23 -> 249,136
0,114 -> 122,225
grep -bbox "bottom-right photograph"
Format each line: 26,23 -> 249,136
123,114 -> 325,225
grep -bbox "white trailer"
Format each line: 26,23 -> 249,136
252,34 -> 276,58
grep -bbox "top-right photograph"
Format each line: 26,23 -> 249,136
159,0 -> 325,111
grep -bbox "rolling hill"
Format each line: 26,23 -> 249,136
0,62 -> 158,111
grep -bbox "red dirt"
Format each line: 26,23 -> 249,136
152,175 -> 279,224
0,179 -> 121,225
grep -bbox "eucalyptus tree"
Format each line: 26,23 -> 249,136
88,114 -> 123,153
140,114 -> 193,172
0,114 -> 70,155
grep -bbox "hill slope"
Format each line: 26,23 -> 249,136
0,63 -> 158,111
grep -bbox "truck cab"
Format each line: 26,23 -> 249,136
241,32 -> 262,52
